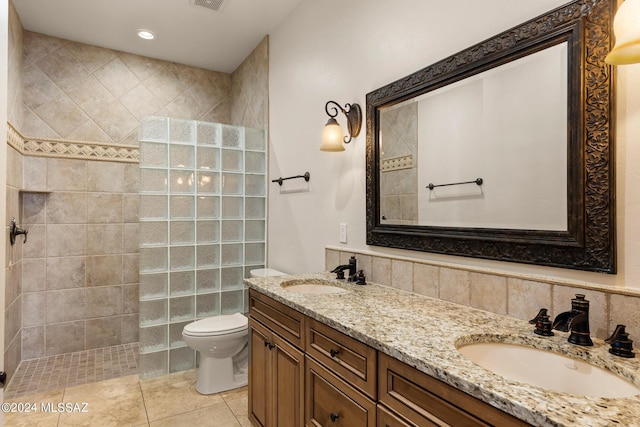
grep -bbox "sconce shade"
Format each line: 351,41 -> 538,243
606,0 -> 640,64
319,101 -> 362,152
320,117 -> 346,152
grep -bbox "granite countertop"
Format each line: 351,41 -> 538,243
245,273 -> 640,427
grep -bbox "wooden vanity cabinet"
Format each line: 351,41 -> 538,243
249,289 -> 532,427
305,356 -> 376,427
248,290 -> 306,427
306,317 -> 377,400
378,353 -> 530,427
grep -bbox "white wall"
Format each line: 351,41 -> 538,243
268,0 -> 640,289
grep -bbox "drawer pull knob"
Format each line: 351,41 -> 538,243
330,413 -> 340,422
330,349 -> 340,358
264,341 -> 275,350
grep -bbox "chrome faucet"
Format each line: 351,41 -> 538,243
552,294 -> 593,346
331,256 -> 357,281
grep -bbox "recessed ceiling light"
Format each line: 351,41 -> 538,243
137,30 -> 155,40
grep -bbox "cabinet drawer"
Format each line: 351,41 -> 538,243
306,317 -> 377,399
249,289 -> 306,349
306,356 -> 376,427
377,405 -> 422,427
378,353 -> 530,427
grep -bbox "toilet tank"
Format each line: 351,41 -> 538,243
250,268 -> 288,278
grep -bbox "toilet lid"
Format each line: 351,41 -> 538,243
183,313 -> 248,336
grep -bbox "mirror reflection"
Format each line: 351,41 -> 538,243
379,42 -> 568,230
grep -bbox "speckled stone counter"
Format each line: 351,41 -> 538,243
245,273 -> 640,427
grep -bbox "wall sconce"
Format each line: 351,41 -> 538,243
320,101 -> 362,152
605,0 -> 640,64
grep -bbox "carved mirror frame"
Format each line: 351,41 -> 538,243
365,0 -> 616,273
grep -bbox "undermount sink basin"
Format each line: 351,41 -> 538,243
280,279 -> 348,295
458,342 -> 640,398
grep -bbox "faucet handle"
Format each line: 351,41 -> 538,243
529,308 -> 554,337
605,324 -> 635,358
354,270 -> 366,286
529,308 -> 549,324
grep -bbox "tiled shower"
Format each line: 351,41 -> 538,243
138,117 -> 266,378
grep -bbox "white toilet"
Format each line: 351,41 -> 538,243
182,268 -> 287,395
182,313 -> 249,394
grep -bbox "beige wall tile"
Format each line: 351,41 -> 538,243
123,164 -> 140,193
439,268 -> 470,306
507,278 -> 552,322
46,256 -> 85,290
391,259 -> 413,292
86,317 -> 123,350
413,263 -> 439,298
610,294 -> 640,342
22,192 -> 46,224
121,314 -> 139,343
22,224 -> 46,258
325,249 -> 340,272
46,224 -> 86,256
45,321 -> 85,355
23,31 -> 67,65
4,334 -> 21,385
88,193 -> 122,223
86,255 -> 123,287
46,289 -> 86,323
46,192 -> 87,224
65,41 -> 118,73
371,257 -> 391,286
123,224 -> 139,254
94,57 -> 141,98
23,64 -> 63,111
22,291 -> 45,327
23,156 -> 46,190
87,160 -> 125,193
23,257 -> 46,292
123,194 -> 139,223
47,158 -> 86,191
5,297 -> 22,342
34,94 -> 89,138
86,286 -> 123,318
123,283 -> 139,314
123,255 -> 139,285
7,146 -> 23,188
5,261 -> 22,307
469,272 -> 507,315
22,326 -> 45,359
87,224 -> 123,255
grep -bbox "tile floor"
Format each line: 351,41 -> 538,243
5,343 -> 140,399
3,370 -> 251,427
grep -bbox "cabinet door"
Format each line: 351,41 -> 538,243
273,335 -> 304,427
306,356 -> 376,427
249,319 -> 272,427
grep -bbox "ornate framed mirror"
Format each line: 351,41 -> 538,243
365,0 -> 616,273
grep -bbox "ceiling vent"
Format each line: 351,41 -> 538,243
193,0 -> 225,11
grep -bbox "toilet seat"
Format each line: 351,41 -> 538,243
183,313 -> 248,337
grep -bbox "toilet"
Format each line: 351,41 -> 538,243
182,268 -> 287,395
182,313 -> 249,394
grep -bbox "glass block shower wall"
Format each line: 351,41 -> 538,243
138,117 -> 266,379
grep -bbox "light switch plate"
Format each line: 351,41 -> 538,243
339,223 -> 347,243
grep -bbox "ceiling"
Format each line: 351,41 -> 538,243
12,0 -> 303,73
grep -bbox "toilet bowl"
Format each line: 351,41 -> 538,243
182,312 -> 248,395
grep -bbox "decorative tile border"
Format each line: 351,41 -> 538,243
7,122 -> 140,163
381,154 -> 413,172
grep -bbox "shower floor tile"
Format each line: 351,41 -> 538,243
4,343 -> 139,399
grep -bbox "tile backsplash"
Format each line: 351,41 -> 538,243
326,248 -> 640,341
